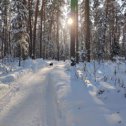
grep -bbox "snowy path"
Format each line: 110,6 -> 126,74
0,66 -> 60,126
0,62 -> 125,126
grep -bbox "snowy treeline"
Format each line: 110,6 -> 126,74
0,0 -> 126,61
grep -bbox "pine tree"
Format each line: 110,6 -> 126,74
0,1 -> 3,58
32,0 -> 39,59
85,0 -> 90,62
28,0 -> 33,57
0,0 -> 10,58
11,0 -> 29,60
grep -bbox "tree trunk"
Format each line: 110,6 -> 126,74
32,0 -> 39,59
85,0 -> 90,62
40,0 -> 45,58
28,0 -> 33,57
57,10 -> 60,61
75,1 -> 79,63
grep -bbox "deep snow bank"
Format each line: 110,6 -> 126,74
75,60 -> 126,125
0,58 -> 47,99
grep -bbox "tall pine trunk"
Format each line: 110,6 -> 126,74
85,0 -> 90,62
28,0 -> 33,57
33,0 -> 39,59
39,0 -> 45,58
57,10 -> 60,61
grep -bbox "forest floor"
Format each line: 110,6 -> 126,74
0,59 -> 126,126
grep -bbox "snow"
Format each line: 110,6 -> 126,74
0,58 -> 47,99
0,59 -> 126,126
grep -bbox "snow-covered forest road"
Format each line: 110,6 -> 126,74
0,61 -> 126,126
0,65 -> 60,126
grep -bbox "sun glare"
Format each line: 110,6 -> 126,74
68,18 -> 73,25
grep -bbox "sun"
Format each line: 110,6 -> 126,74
68,18 -> 73,25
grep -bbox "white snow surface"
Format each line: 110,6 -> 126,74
0,59 -> 126,126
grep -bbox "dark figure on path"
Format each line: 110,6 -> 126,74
49,62 -> 53,66
71,58 -> 76,66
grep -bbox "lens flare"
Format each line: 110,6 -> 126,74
68,18 -> 73,25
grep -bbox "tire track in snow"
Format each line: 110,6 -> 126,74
0,65 -> 65,126
0,67 -> 53,126
44,73 -> 59,126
